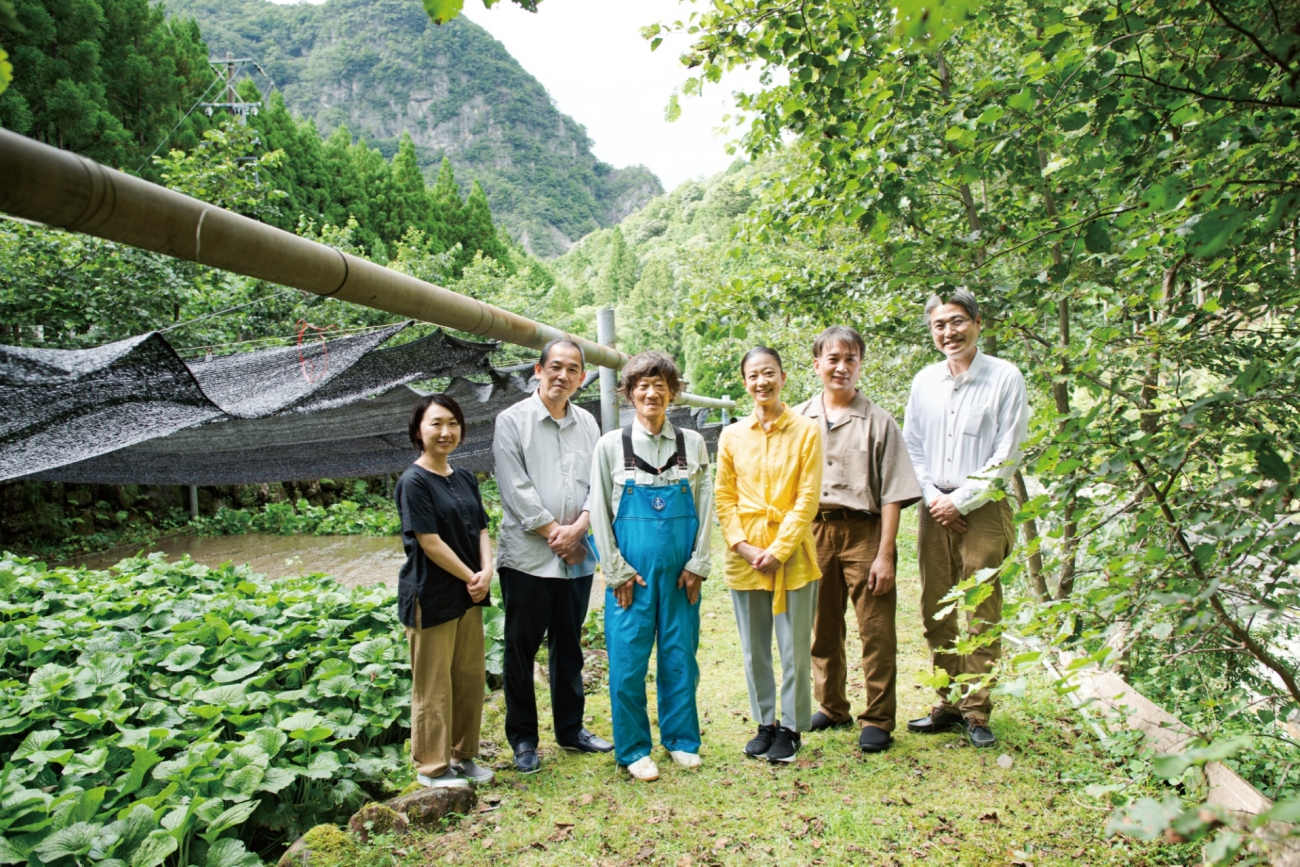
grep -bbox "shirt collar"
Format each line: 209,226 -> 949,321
747,406 -> 792,431
804,392 -> 871,420
941,349 -> 985,385
530,390 -> 574,427
634,417 -> 676,440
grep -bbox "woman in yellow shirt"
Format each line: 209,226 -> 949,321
715,346 -> 824,764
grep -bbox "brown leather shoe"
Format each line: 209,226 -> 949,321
964,715 -> 996,748
906,706 -> 965,734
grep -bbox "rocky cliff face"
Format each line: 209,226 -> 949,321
164,0 -> 662,257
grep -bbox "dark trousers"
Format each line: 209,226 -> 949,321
499,567 -> 593,749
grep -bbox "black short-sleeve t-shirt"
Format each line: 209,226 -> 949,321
395,463 -> 491,629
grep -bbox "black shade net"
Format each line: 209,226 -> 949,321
1,324 -> 721,485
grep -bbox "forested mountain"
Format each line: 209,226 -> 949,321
160,0 -> 663,257
0,0 -> 212,170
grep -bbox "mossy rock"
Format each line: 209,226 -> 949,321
276,824 -> 358,867
385,785 -> 477,831
348,801 -> 409,844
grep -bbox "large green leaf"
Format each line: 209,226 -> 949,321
1186,207 -> 1246,257
33,821 -> 102,860
422,0 -> 464,25
130,830 -> 178,867
222,765 -> 264,799
200,799 -> 260,839
205,839 -> 260,867
160,645 -> 205,672
211,661 -> 262,684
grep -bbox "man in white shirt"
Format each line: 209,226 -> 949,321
902,290 -> 1028,748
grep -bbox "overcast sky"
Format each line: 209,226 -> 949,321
269,0 -> 765,191
461,0 -> 763,191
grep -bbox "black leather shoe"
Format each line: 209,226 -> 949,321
513,742 -> 540,773
906,706 -> 965,734
809,711 -> 853,732
965,718 -> 996,748
559,728 -> 613,754
858,725 -> 892,753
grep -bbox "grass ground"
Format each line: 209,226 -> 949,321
347,521 -> 1191,867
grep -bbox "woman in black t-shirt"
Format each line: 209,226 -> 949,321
395,393 -> 494,788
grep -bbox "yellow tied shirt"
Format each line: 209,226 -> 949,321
714,407 -> 824,614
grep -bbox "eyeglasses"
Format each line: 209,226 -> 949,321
929,315 -> 971,333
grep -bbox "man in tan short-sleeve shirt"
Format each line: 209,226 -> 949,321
794,326 -> 921,754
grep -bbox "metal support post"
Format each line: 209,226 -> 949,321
721,395 -> 731,426
189,485 -> 199,519
596,308 -> 618,433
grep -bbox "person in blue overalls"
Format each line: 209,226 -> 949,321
589,351 -> 714,781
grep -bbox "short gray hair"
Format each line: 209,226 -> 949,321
538,339 -> 585,367
924,289 -> 980,324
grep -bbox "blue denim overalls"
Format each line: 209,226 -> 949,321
605,425 -> 702,766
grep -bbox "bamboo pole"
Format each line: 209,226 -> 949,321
0,129 -> 734,410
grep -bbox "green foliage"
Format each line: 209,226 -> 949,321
671,0 -> 1300,859
421,0 -> 540,27
191,495 -> 504,540
193,499 -> 401,539
0,553 -> 415,860
0,218 -> 200,348
154,121 -> 288,220
0,0 -> 212,173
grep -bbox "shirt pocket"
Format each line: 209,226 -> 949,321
962,403 -> 990,437
835,448 -> 871,487
564,450 -> 592,488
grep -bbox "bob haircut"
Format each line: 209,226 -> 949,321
408,393 -> 467,451
538,339 -> 586,368
741,345 -> 784,375
813,325 -> 866,359
923,288 -> 980,325
617,350 -> 683,400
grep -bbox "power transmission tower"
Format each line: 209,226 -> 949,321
201,52 -> 262,124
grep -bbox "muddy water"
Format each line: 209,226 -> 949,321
74,533 -> 407,590
73,533 -> 607,605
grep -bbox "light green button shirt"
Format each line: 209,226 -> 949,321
588,418 -> 713,589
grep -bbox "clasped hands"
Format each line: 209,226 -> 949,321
733,541 -> 780,575
542,517 -> 590,566
927,493 -> 967,532
465,568 -> 491,603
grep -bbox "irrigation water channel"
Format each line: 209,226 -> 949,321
71,532 -> 608,606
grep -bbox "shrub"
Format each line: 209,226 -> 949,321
0,553 -> 419,863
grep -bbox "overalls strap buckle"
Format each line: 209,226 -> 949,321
621,424 -> 687,477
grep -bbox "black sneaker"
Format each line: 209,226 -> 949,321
808,710 -> 852,732
743,724 -> 777,759
858,725 -> 893,753
766,726 -> 801,764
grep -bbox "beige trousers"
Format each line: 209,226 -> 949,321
811,516 -> 898,732
917,499 -> 1015,719
405,602 -> 485,777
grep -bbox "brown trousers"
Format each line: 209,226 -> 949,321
917,499 -> 1015,719
811,516 -> 898,732
405,602 -> 485,778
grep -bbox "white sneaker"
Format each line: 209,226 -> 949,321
450,759 -> 494,785
625,756 -> 660,781
417,770 -> 470,788
668,750 -> 701,769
